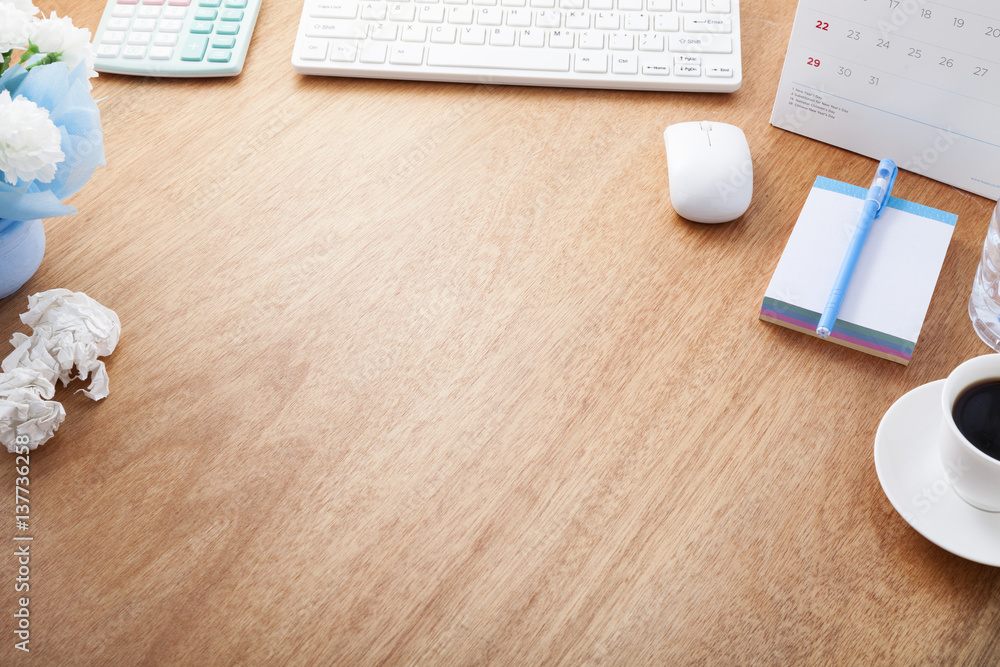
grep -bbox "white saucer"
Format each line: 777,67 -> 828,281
874,379 -> 1000,567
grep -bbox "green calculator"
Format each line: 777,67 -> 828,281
93,0 -> 262,77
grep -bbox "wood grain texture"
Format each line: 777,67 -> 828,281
1,0 -> 998,663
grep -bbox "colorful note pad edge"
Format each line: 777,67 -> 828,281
760,297 -> 915,364
759,175 -> 957,366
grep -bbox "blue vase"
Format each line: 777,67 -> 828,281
0,219 -> 45,299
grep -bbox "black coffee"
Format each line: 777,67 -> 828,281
953,380 -> 1000,461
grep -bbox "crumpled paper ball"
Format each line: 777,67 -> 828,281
0,289 -> 119,451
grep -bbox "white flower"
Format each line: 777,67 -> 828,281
5,1 -> 40,15
0,90 -> 65,185
26,11 -> 96,81
0,2 -> 34,52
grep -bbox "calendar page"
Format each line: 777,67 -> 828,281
770,0 -> 1000,200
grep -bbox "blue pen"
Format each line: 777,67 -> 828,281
816,159 -> 898,338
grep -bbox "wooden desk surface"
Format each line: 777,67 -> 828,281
2,0 -> 998,663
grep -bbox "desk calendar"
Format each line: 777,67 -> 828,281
771,0 -> 1000,199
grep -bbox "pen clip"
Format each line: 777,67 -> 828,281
867,159 -> 898,217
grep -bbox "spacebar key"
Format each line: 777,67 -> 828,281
427,46 -> 570,72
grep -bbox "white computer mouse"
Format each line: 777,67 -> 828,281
663,121 -> 753,224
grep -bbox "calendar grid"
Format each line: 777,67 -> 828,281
770,0 -> 1000,199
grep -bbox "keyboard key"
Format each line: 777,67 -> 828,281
298,38 -> 328,59
550,29 -> 573,47
574,53 -> 606,72
641,62 -> 669,74
330,40 -> 358,60
684,16 -> 730,32
427,44 -> 569,70
458,25 -> 486,44
611,53 -> 637,73
391,4 -> 417,20
675,63 -> 700,75
676,0 -> 699,10
488,26 -> 515,45
313,1 -> 358,18
706,65 -> 733,76
519,28 -> 543,46
359,42 -> 388,62
372,22 -> 399,39
430,25 -> 457,42
706,0 -> 729,12
668,33 -> 731,52
654,14 -> 679,31
388,44 -> 423,64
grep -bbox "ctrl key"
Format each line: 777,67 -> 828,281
181,35 -> 209,61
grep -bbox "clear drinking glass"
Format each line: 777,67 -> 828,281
969,202 -> 1000,352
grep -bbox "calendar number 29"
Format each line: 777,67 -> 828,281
807,57 -> 820,67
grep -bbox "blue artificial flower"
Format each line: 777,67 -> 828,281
0,61 -> 104,221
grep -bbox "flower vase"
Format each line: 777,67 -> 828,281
0,218 -> 45,299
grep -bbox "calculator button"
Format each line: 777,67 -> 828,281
221,9 -> 244,20
190,20 -> 214,33
159,19 -> 184,31
123,45 -> 147,58
216,22 -> 240,35
143,0 -> 165,4
195,8 -> 218,19
107,17 -> 131,30
132,18 -> 157,30
112,5 -> 135,17
102,30 -> 126,44
199,0 -> 222,6
168,0 -> 191,4
150,46 -> 174,59
117,0 -> 140,4
181,35 -> 209,59
211,35 -> 236,48
128,32 -> 152,45
207,49 -> 232,62
225,0 -> 248,6
164,6 -> 187,18
138,6 -> 161,17
155,33 -> 179,45
96,44 -> 121,57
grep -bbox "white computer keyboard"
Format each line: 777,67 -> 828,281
291,0 -> 741,92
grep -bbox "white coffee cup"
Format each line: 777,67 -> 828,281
940,354 -> 1000,512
